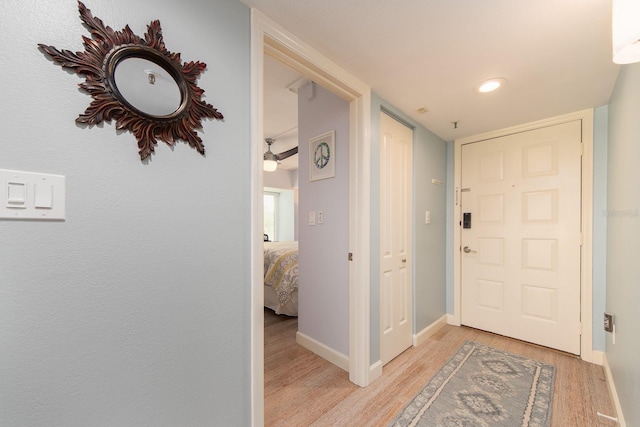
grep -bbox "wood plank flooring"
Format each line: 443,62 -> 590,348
264,308 -> 617,427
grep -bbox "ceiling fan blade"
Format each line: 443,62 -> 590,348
277,146 -> 298,160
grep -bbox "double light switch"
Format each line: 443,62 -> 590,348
308,210 -> 324,226
1,169 -> 65,220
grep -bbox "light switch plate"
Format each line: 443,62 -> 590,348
0,169 -> 66,220
308,211 -> 316,226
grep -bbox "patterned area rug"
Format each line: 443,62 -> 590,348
390,341 -> 555,427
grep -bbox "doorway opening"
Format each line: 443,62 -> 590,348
250,9 -> 373,426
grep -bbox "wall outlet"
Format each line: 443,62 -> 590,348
604,312 -> 614,333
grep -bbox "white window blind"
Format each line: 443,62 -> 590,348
263,192 -> 278,241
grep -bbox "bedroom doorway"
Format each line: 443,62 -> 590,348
251,9 -> 373,425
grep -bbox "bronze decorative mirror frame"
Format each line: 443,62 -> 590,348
39,1 -> 224,161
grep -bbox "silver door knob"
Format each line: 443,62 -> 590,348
463,246 -> 477,254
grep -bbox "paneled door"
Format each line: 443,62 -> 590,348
460,120 -> 582,354
380,112 -> 413,365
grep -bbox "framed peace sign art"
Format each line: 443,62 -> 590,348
309,130 -> 336,181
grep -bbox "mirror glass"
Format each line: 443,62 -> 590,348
113,57 -> 182,117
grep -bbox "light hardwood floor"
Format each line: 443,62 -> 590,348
264,308 -> 617,427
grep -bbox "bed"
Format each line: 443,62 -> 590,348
264,241 -> 299,316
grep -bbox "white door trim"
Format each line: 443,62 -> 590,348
250,8 -> 372,426
452,109 -> 594,363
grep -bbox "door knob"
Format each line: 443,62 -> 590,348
402,258 -> 407,263
463,246 -> 477,254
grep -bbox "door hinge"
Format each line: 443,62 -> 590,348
348,252 -> 353,261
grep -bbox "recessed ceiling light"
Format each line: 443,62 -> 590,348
416,106 -> 428,114
476,77 -> 507,93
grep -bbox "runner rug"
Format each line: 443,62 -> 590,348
390,340 -> 555,427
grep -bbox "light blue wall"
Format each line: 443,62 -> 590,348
606,62 -> 640,426
0,1 -> 252,425
370,94 -> 448,363
592,105 -> 608,352
297,83 -> 350,355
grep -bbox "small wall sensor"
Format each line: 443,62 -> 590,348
604,312 -> 614,333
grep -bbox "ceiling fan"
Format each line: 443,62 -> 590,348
263,138 -> 298,172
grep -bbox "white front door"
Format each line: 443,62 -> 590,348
380,112 -> 413,365
460,120 -> 582,354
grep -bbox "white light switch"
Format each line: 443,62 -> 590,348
308,211 -> 316,226
0,169 -> 65,220
34,183 -> 53,209
7,182 -> 27,207
425,210 -> 431,224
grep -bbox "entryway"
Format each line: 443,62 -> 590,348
453,110 -> 595,360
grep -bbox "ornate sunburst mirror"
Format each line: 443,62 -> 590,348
39,1 -> 223,161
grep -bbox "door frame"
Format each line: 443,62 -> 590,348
452,109 -> 595,363
249,9 -> 373,426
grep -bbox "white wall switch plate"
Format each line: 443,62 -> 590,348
0,169 -> 66,220
308,210 -> 316,226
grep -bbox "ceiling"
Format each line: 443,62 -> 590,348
263,56 -> 302,171
254,0 -> 620,171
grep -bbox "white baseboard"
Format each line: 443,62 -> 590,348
369,359 -> 383,384
413,315 -> 448,347
603,354 -> 626,427
296,331 -> 349,372
447,314 -> 460,326
591,350 -> 604,366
